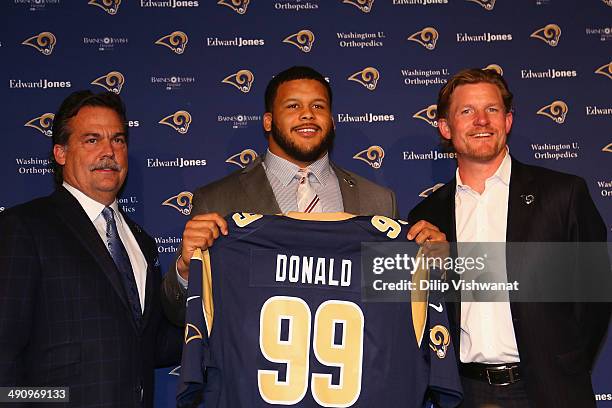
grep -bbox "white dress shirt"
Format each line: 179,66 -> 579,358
455,152 -> 520,364
63,182 -> 147,312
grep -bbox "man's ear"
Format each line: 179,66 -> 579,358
438,118 -> 451,141
53,144 -> 67,165
263,112 -> 272,132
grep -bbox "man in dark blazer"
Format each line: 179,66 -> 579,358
0,91 -> 182,407
162,66 -> 444,325
409,68 -> 610,407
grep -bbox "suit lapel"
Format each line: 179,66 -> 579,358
331,164 -> 360,215
239,159 -> 281,214
51,188 -> 130,313
506,158 -> 536,243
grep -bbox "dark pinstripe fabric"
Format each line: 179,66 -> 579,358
0,188 -> 182,407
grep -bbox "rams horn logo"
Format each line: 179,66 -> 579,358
24,113 -> 55,137
530,24 -> 562,47
168,366 -> 180,376
283,30 -> 315,53
353,145 -> 385,169
429,325 -> 450,359
226,149 -> 258,168
407,27 -> 439,50
413,105 -> 438,127
217,0 -> 250,14
222,69 -> 254,93
155,31 -> 188,54
159,111 -> 192,134
162,191 -> 193,215
419,183 -> 445,198
348,67 -> 380,91
88,0 -> 121,15
184,323 -> 203,344
602,143 -> 612,153
483,64 -> 504,76
91,71 -> 125,94
343,0 -> 374,13
537,101 -> 568,124
21,32 -> 56,55
595,62 -> 612,80
466,0 -> 496,10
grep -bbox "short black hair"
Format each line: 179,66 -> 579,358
50,90 -> 128,185
264,66 -> 332,112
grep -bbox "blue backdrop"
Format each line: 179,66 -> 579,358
3,0 -> 611,406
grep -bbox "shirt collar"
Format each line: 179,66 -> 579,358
263,150 -> 332,187
456,148 -> 511,192
62,182 -> 121,223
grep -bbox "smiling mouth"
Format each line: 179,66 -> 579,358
470,131 -> 494,138
293,125 -> 321,135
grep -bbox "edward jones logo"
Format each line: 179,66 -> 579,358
218,0 -> 249,14
343,0 -> 374,13
159,110 -> 192,134
88,0 -> 121,14
283,30 -> 315,53
222,69 -> 254,93
336,112 -> 395,124
408,27 -> 439,50
140,0 -> 200,7
530,24 -> 561,47
413,105 -> 438,127
466,0 -> 495,10
537,100 -> 568,124
595,62 -> 612,79
206,36 -> 264,47
353,145 -> 385,169
348,67 -> 380,90
456,31 -> 512,43
24,113 -> 54,137
9,78 -> 71,89
91,71 -> 125,94
162,191 -> 193,215
226,149 -> 258,168
155,31 -> 188,54
22,32 -> 56,55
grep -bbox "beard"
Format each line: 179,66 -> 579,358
269,121 -> 335,163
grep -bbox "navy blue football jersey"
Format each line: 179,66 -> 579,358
178,213 -> 461,408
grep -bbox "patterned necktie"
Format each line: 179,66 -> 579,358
101,207 -> 143,325
296,168 -> 322,213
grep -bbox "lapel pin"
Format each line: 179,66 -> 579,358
521,194 -> 535,205
344,178 -> 355,187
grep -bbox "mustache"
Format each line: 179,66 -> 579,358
89,158 -> 122,172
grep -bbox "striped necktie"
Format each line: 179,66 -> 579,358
101,207 -> 143,325
296,168 -> 322,213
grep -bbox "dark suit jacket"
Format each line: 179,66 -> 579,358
408,157 -> 611,408
162,157 -> 398,325
0,187 -> 182,407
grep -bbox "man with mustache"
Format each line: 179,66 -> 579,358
0,90 -> 182,407
162,66 -> 445,325
408,68 -> 610,407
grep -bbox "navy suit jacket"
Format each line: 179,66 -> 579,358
408,157 -> 611,408
0,187 -> 182,407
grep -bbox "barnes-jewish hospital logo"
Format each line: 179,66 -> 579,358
218,0 -> 250,14
91,71 -> 125,94
413,105 -> 438,127
222,69 -> 254,93
466,0 -> 495,10
283,30 -> 315,53
537,100 -> 568,124
88,0 -> 121,15
343,0 -> 374,13
419,183 -> 444,198
226,149 -> 258,168
22,32 -> 56,55
159,110 -> 192,134
162,191 -> 193,215
530,24 -> 561,47
353,145 -> 385,169
155,31 -> 188,54
407,27 -> 438,50
595,62 -> 612,80
25,113 -> 54,137
348,67 -> 380,90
